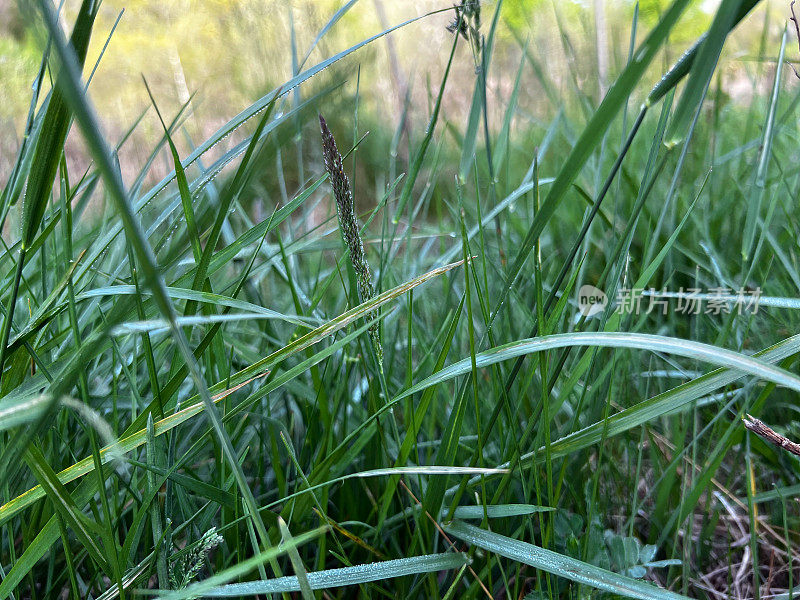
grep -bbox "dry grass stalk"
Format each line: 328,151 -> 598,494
743,414 -> 800,457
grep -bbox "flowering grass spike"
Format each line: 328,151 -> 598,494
319,114 -> 383,370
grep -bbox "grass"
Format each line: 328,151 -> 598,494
2,0 -> 800,598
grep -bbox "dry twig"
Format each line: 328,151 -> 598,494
742,414 -> 800,457
789,1 -> 800,78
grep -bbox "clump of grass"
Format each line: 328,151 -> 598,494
4,1 -> 800,599
319,113 -> 383,370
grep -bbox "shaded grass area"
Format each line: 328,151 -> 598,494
2,0 -> 800,598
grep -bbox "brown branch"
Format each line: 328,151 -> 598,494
742,414 -> 800,457
789,1 -> 800,78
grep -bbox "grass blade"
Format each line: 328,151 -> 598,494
199,553 -> 470,597
445,521 -> 689,600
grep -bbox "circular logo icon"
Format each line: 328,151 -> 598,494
577,284 -> 607,317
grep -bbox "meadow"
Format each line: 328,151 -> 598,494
2,0 -> 800,598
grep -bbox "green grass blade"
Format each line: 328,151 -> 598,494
450,504 -> 554,520
395,332 -> 800,404
445,521 -> 689,600
665,0 -> 746,146
742,26 -> 786,259
0,260 -> 463,524
198,553 -> 470,597
24,447 -> 111,575
489,0 -> 692,329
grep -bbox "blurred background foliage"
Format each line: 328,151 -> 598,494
0,0 -> 784,222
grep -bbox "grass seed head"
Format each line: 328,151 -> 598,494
319,114 -> 383,369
